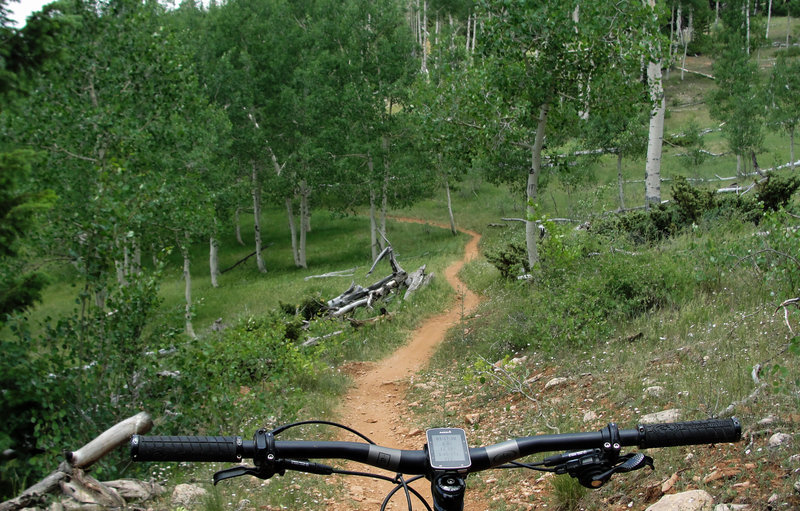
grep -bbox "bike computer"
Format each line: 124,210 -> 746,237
426,428 -> 471,471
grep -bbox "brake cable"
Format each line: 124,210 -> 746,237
212,420 -> 422,511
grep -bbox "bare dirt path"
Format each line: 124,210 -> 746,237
330,218 -> 485,510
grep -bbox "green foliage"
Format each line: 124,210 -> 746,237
0,150 -> 54,320
484,229 -> 529,279
592,178 -> 767,244
551,475 -> 586,511
478,229 -> 695,355
755,173 -> 800,211
708,3 -> 765,168
671,175 -> 715,223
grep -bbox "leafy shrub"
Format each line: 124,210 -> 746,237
593,177 -> 771,244
0,279 -> 321,498
755,173 -> 800,211
672,176 -> 715,223
484,229 -> 529,278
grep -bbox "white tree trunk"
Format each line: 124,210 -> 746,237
380,136 -> 390,250
645,59 -> 665,209
132,238 -> 141,275
421,0 -> 428,73
681,10 -> 692,81
445,176 -> 456,235
617,152 -> 626,210
252,162 -> 266,273
367,154 -> 379,260
745,0 -> 751,54
286,197 -> 300,266
766,0 -> 773,39
369,187 -> 378,261
526,104 -> 549,270
209,236 -> 220,288
182,234 -> 196,339
666,2 -> 675,80
298,182 -> 309,269
466,14 -> 471,53
234,207 -> 244,245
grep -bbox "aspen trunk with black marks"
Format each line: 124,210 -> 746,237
209,236 -> 220,288
681,10 -> 692,81
421,0 -> 428,73
367,154 -> 380,260
617,152 -> 626,210
746,0 -> 751,54
182,233 -> 196,339
645,0 -> 665,209
645,64 -> 665,208
298,182 -> 309,269
766,0 -> 773,39
234,207 -> 244,245
251,162 -> 266,273
380,136 -> 391,251
286,197 -> 300,267
666,2 -> 675,80
526,104 -> 549,270
369,187 -> 378,261
445,176 -> 456,235
132,238 -> 141,275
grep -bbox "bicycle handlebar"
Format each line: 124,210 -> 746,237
130,417 -> 741,475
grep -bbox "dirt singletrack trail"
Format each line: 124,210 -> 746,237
330,218 -> 485,510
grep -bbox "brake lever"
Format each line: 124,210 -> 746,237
213,465 -> 275,484
555,451 -> 654,489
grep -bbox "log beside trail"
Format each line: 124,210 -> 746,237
0,412 -> 155,511
324,245 -> 432,318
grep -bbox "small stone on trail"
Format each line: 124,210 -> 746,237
768,432 -> 792,448
644,489 -> 713,511
544,377 -> 569,390
171,484 -> 207,508
644,386 -> 665,398
583,411 -> 598,422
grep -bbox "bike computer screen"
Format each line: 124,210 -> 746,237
426,428 -> 471,471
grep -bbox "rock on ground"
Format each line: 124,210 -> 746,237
640,409 -> 682,424
171,483 -> 208,508
645,489 -> 714,511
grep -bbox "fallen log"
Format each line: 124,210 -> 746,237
0,412 -> 153,511
323,244 -> 437,319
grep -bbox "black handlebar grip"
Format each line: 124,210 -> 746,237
131,435 -> 244,462
638,418 -> 741,448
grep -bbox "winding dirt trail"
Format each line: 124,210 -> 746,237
330,218 -> 485,511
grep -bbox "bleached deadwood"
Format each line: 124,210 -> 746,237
324,245 -> 413,318
403,265 -> 434,300
304,268 -> 357,280
301,330 -> 345,347
103,479 -> 164,501
66,412 -> 153,468
60,468 -> 125,508
0,463 -> 72,511
0,413 -> 153,511
676,67 -> 714,79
